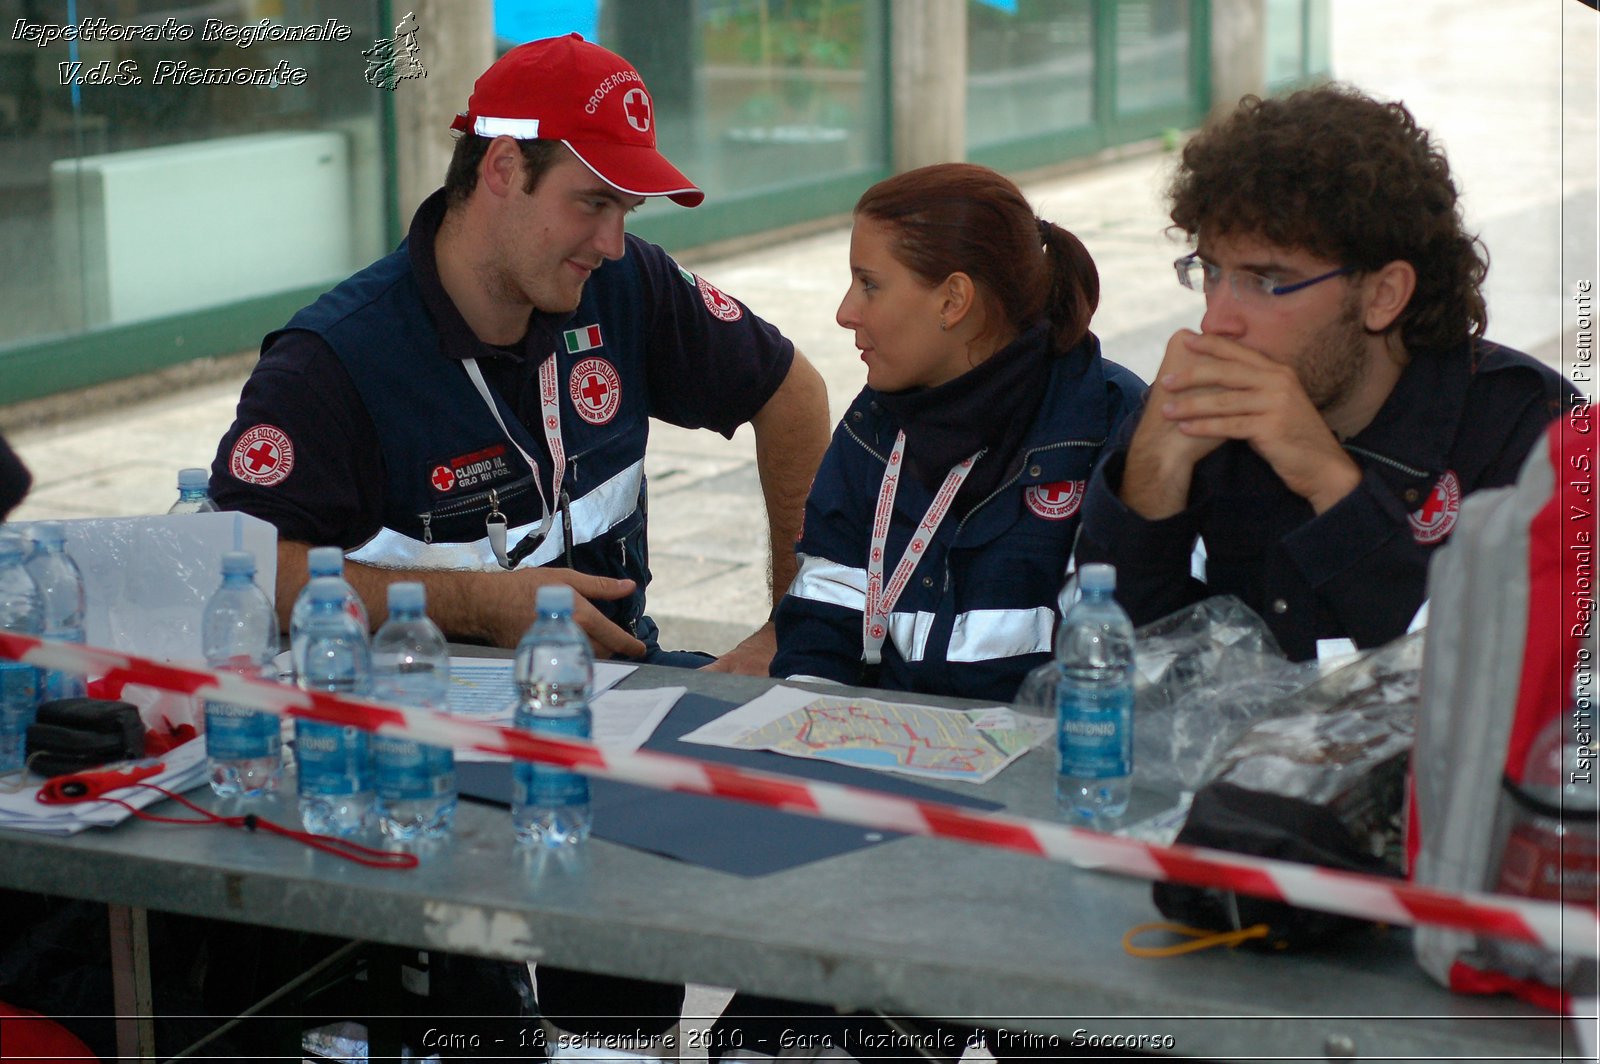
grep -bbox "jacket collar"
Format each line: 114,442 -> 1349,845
1344,337 -> 1477,482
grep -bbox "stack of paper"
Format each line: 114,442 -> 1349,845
0,739 -> 208,836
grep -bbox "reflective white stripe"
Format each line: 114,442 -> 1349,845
788,554 -> 867,611
473,116 -> 540,138
946,607 -> 1055,663
887,611 -> 935,663
349,459 -> 643,571
1408,599 -> 1429,633
1190,538 -> 1208,583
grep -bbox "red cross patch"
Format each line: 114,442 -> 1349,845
1025,480 -> 1084,521
229,425 -> 294,487
569,357 -> 622,425
696,275 -> 743,322
622,88 -> 652,133
431,465 -> 456,492
1408,469 -> 1461,544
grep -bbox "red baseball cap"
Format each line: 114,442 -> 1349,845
450,33 -> 703,207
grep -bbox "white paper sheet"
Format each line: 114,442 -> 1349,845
0,739 -> 208,835
454,685 -> 684,762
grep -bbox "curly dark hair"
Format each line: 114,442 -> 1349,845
443,134 -> 564,208
1169,83 -> 1487,354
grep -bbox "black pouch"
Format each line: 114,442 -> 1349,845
1152,781 -> 1401,950
24,698 -> 145,777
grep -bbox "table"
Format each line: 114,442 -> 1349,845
0,666 -> 1575,1061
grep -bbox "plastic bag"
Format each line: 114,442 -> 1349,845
1129,597 -> 1318,792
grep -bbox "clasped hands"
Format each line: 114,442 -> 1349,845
1121,330 -> 1362,520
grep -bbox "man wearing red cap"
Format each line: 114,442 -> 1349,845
211,33 -> 829,677
208,33 -> 831,1053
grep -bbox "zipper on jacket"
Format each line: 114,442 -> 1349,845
1343,444 -> 1429,479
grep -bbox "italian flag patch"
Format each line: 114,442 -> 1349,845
563,324 -> 603,353
675,262 -> 697,287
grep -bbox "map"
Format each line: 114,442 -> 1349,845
681,687 -> 1049,784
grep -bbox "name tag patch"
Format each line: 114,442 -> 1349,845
430,444 -> 514,494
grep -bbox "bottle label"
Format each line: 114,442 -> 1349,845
296,722 -> 369,796
373,736 -> 454,800
205,701 -> 282,762
512,711 -> 590,808
1057,684 -> 1133,779
0,663 -> 39,727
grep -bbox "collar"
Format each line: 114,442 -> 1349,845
406,188 -> 570,364
1344,338 -> 1477,481
873,322 -> 1055,496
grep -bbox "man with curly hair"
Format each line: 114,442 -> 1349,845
1076,83 -> 1576,661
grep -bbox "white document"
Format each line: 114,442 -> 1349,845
444,657 -> 636,719
0,739 -> 208,836
454,685 -> 684,762
679,685 -> 1050,784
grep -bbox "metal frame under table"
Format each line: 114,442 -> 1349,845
0,666 -> 1574,1061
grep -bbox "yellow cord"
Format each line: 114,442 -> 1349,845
1122,921 -> 1274,957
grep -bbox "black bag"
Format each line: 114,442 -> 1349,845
24,698 -> 144,776
1152,781 -> 1401,950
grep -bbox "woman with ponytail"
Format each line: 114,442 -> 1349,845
771,162 -> 1146,701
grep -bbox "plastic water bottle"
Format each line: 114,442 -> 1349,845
511,585 -> 594,847
372,582 -> 455,840
295,577 -> 374,836
1054,563 -> 1135,823
0,532 -> 42,774
168,468 -> 217,514
24,522 -> 87,703
289,547 -> 368,676
202,551 -> 283,798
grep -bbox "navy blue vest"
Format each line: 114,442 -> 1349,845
273,247 -> 654,632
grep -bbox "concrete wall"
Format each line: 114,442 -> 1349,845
889,0 -> 966,171
1209,0 -> 1268,121
392,0 -> 496,222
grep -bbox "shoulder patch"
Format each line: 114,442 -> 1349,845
695,275 -> 743,322
229,425 -> 295,486
1409,469 -> 1461,544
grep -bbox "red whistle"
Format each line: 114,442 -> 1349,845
37,761 -> 165,804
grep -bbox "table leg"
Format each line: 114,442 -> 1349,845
108,903 -> 156,1062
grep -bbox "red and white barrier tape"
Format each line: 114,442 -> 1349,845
3,631 -> 1596,958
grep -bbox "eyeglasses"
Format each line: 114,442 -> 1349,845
1174,252 -> 1354,303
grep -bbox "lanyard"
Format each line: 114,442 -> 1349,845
863,431 -> 980,665
462,354 -> 566,569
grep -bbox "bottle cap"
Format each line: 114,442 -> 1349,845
535,584 -> 575,612
220,550 -> 256,577
306,576 -> 349,605
31,521 -> 66,547
1079,563 -> 1116,593
0,531 -> 26,562
307,546 -> 345,578
388,582 -> 425,613
178,468 -> 209,491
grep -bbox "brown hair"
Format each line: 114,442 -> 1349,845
854,163 -> 1099,355
443,135 -> 565,207
1169,83 -> 1487,353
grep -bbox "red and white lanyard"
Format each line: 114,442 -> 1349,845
863,431 -> 980,665
463,353 -> 566,568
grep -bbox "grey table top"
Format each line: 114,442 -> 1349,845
0,666 -> 1570,1061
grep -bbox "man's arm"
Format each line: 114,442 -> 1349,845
275,540 -> 647,656
704,349 -> 831,674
